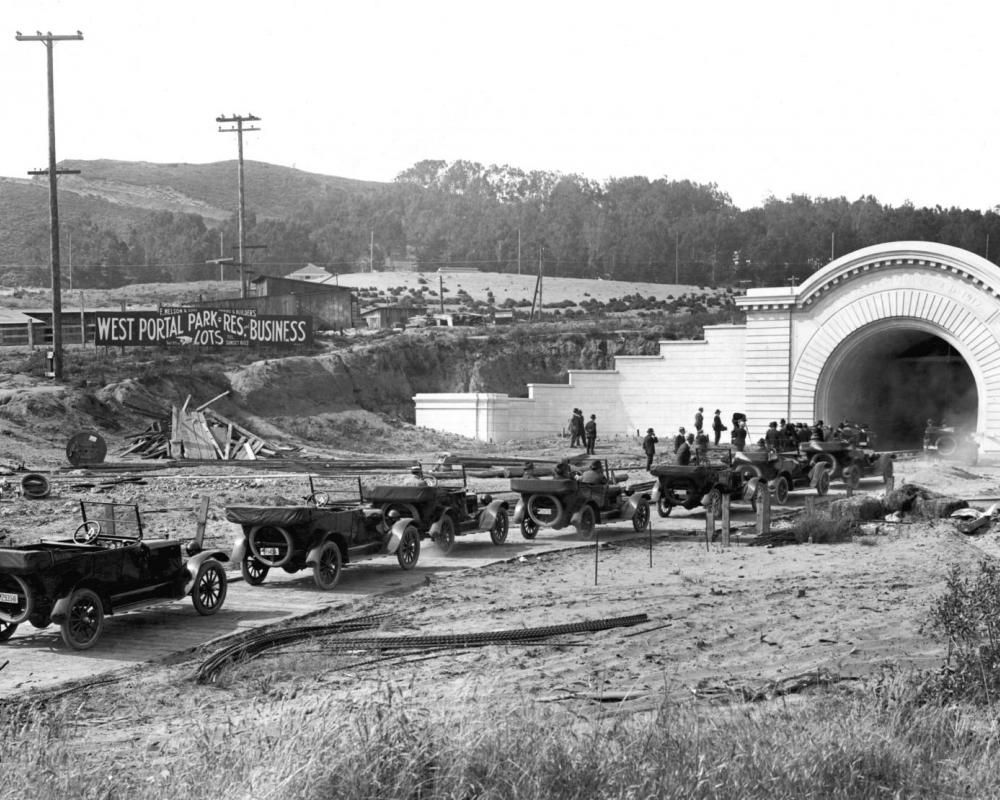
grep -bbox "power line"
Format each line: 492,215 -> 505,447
216,113 -> 260,299
16,29 -> 83,380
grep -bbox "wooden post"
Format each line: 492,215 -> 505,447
594,528 -> 599,585
648,506 -> 653,568
721,492 -> 731,547
79,291 -> 85,346
194,495 -> 210,548
885,474 -> 895,493
846,483 -> 853,498
804,496 -> 816,515
705,502 -> 715,551
756,486 -> 771,536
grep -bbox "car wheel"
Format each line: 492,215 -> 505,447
0,574 -> 33,625
192,560 -> 227,614
936,435 -> 958,457
435,515 -> 457,554
241,553 -> 269,586
576,505 -> 597,536
396,525 -> 420,570
490,509 -> 509,545
248,525 -> 295,568
312,541 -> 343,590
843,464 -> 861,490
381,502 -> 420,530
60,588 -> 104,650
656,494 -> 673,517
520,517 -> 539,540
526,493 -> 565,527
0,621 -> 17,642
632,501 -> 650,532
817,468 -> 831,496
773,476 -> 790,505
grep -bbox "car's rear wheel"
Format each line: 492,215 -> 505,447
816,468 -> 831,496
60,588 -> 104,651
632,501 -> 650,531
313,541 -> 343,590
490,509 -> 509,545
0,621 -> 17,642
396,525 -> 420,570
772,475 -> 790,505
576,505 -> 597,536
435,515 -> 457,554
192,560 -> 227,614
241,553 -> 269,585
656,494 -> 673,517
520,517 -> 539,540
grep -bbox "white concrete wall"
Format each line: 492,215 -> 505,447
414,324 -> 749,443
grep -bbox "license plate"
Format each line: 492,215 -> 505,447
260,547 -> 281,556
0,592 -> 19,605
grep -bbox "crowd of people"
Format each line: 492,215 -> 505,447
565,405 -> 869,474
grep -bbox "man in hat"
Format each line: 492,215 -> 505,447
569,408 -> 584,447
712,409 -> 727,445
642,427 -> 658,471
580,459 -> 607,485
403,465 -> 428,486
584,414 -> 597,454
673,426 -> 686,453
694,407 -> 704,434
676,433 -> 693,465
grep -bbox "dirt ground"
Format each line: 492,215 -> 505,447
7,446 -> 1000,757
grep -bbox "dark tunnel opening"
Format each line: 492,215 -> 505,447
820,329 -> 977,450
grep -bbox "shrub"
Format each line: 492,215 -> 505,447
789,512 -> 858,544
922,560 -> 1000,705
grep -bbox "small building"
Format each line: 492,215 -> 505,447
431,312 -> 487,327
362,305 -> 423,329
285,263 -> 334,283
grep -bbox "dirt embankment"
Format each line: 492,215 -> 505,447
229,328 -> 661,420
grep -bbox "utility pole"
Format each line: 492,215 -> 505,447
517,228 -> 521,276
831,231 -> 835,260
17,30 -> 83,380
674,232 -> 679,285
370,230 -> 374,272
216,113 -> 260,298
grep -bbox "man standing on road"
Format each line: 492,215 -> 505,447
673,426 -> 686,453
642,427 -> 658,470
694,407 -> 704,434
712,410 -> 726,445
569,408 -> 584,447
584,414 -> 597,454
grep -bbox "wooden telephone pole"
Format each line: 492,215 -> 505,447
17,30 -> 83,380
216,113 -> 260,298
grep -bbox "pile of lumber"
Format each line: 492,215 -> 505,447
120,392 -> 293,461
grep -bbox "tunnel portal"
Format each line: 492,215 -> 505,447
817,323 -> 978,450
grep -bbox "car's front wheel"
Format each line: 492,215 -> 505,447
241,553 -> 269,586
576,505 -> 597,537
490,509 -> 509,545
434,515 -> 457,554
192,560 -> 227,614
632,501 -> 650,531
396,525 -> 420,570
520,517 -> 539,540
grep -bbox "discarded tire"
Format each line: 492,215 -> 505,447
20,473 -> 50,499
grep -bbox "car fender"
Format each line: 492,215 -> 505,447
620,494 -> 647,521
650,483 -> 661,505
428,511 -> 453,539
182,550 -> 230,594
741,477 -> 760,503
305,533 -> 346,567
478,498 -> 509,530
512,498 -> 526,524
809,462 -> 828,487
49,580 -> 107,624
384,519 -> 414,554
569,502 -> 595,528
230,536 -> 247,567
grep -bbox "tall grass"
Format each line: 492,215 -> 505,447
3,673 -> 1000,800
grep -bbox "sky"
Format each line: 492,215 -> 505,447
2,0 -> 999,211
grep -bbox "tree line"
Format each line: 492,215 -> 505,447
10,159 -> 1000,289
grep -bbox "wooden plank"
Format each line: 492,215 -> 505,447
203,409 -> 271,447
198,415 -> 225,460
195,390 -> 231,412
223,424 -> 234,460
244,442 -> 257,460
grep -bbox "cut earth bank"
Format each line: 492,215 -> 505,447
3,453 -> 998,795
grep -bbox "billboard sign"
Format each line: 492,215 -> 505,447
95,308 -> 312,347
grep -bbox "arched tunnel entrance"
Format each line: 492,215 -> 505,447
816,324 -> 978,450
